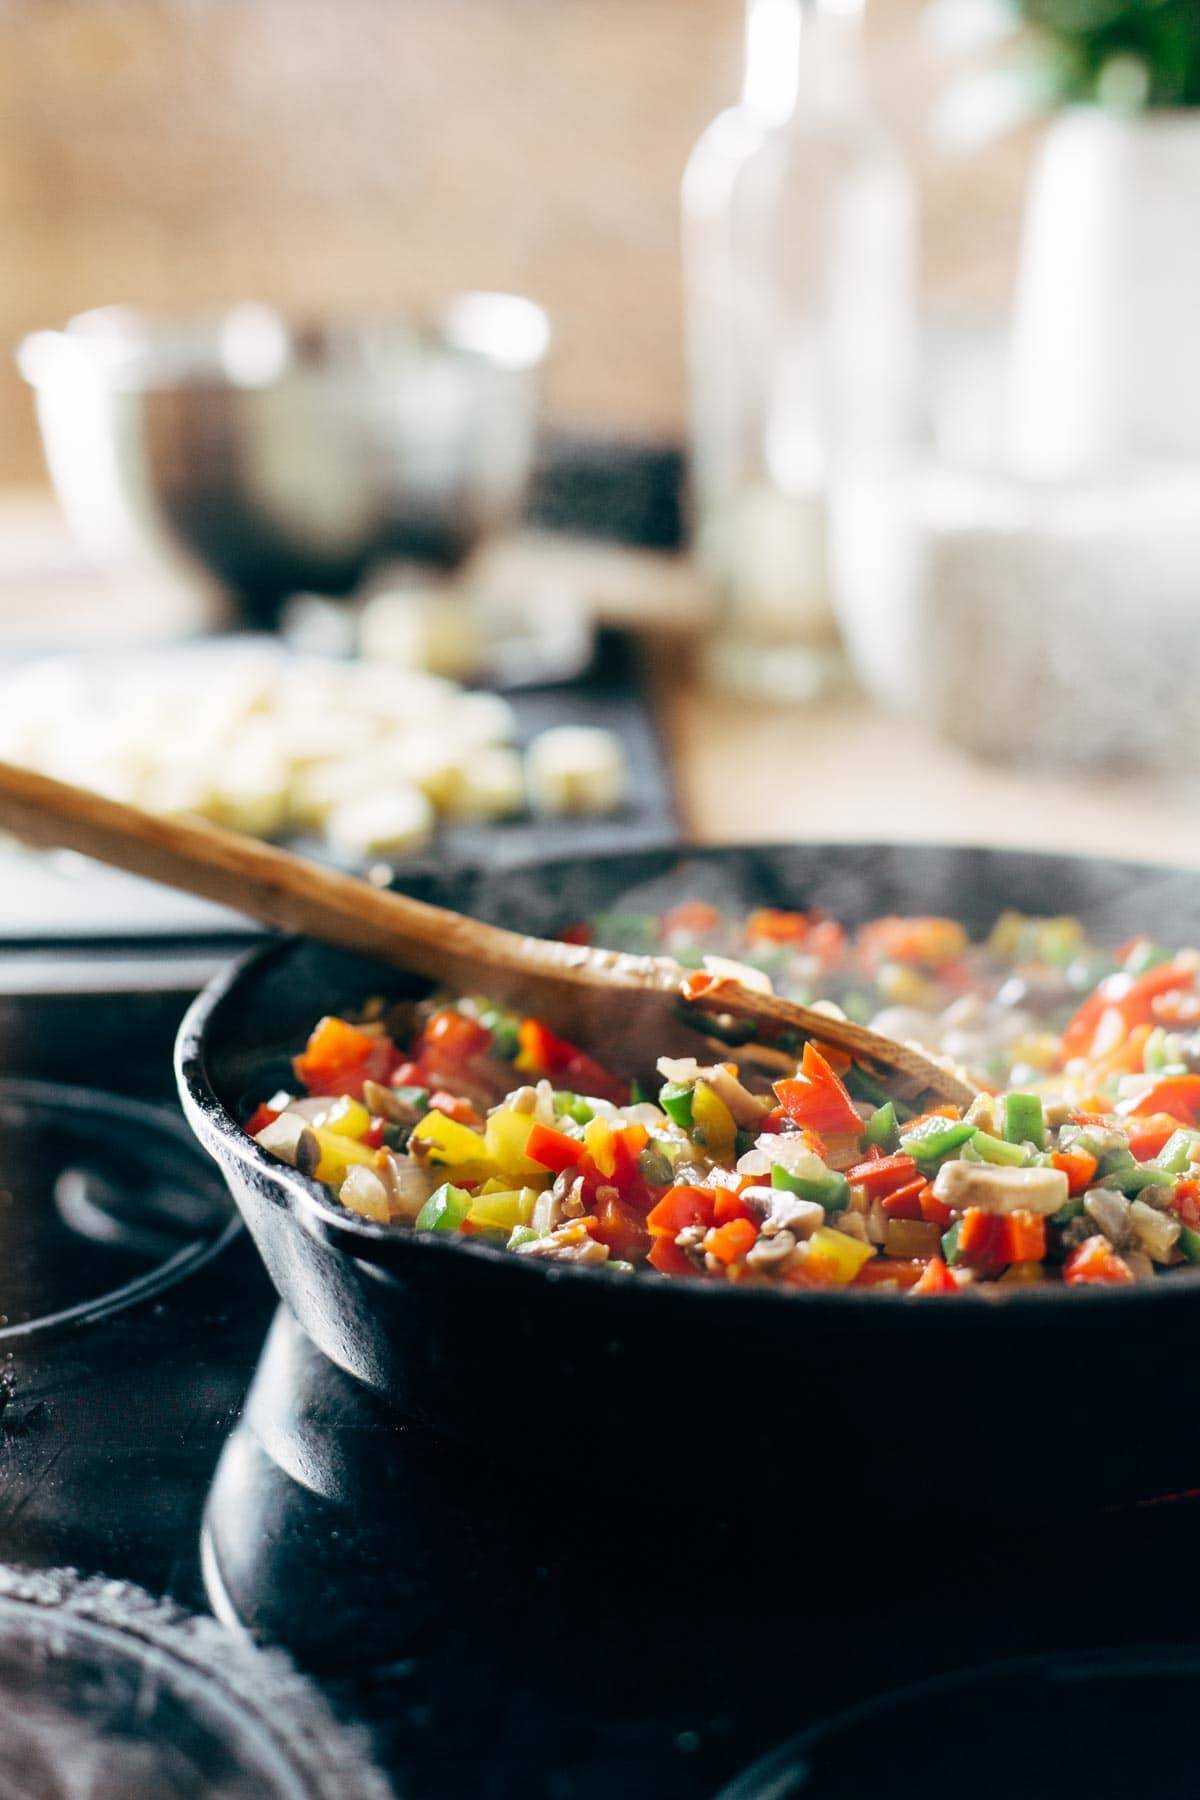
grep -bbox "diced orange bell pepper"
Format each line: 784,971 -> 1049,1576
856,916 -> 968,969
645,1186 -> 717,1238
911,1255 -> 960,1296
661,900 -> 722,938
294,1016 -> 394,1099
919,1183 -> 954,1230
1051,1148 -> 1100,1195
1120,1076 -> 1200,1128
774,1043 -> 862,1137
703,1217 -> 758,1265
995,1209 -> 1046,1265
745,907 -> 813,944
525,1121 -> 587,1173
1064,1235 -> 1135,1285
428,1091 -> 485,1129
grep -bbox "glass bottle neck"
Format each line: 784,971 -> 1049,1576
742,0 -> 867,126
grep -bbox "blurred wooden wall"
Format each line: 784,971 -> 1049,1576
0,0 -> 1034,486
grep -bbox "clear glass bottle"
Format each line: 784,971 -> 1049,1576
682,0 -> 916,699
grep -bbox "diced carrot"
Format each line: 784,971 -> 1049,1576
845,1153 -> 920,1198
1064,1235 -> 1135,1285
645,1186 -> 717,1238
995,1209 -> 1046,1265
911,1255 -> 960,1296
1051,1148 -> 1100,1195
854,1258 -> 926,1289
880,1177 -> 930,1222
704,1217 -> 758,1265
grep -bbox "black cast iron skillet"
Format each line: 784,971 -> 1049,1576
177,842 -> 1200,1517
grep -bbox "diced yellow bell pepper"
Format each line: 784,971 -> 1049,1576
1000,1259 -> 1047,1285
691,1082 -> 736,1160
466,1187 -> 539,1231
584,1117 -> 616,1177
317,1095 -> 372,1141
484,1107 -> 547,1178
799,1226 -> 876,1287
410,1110 -> 494,1171
877,963 -> 942,1009
1010,1033 -> 1060,1073
312,1129 -> 379,1191
987,910 -> 1023,960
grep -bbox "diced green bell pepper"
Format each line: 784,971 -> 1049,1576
900,1119 -> 976,1163
415,1182 -> 471,1232
941,1221 -> 962,1265
1102,1163 -> 1178,1198
771,1162 -> 850,1209
1050,1196 -> 1085,1225
1155,1130 -> 1200,1175
392,1084 -> 431,1113
971,1129 -> 1030,1167
638,1146 -> 675,1188
866,1101 -> 900,1152
1177,1225 -> 1200,1264
846,1064 -> 890,1107
507,1225 -> 540,1250
1002,1093 -> 1045,1151
658,1081 -> 695,1131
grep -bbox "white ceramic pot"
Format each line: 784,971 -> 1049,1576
1008,108 -> 1200,476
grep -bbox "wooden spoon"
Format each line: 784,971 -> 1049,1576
0,760 -> 974,1108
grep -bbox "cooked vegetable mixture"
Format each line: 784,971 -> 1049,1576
246,907 -> 1200,1293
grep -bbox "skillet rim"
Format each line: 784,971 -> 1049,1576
174,838 -> 1200,1325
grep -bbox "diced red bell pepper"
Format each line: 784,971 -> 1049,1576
704,1217 -> 758,1265
1064,1235 -> 1135,1285
1120,1076 -> 1200,1128
428,1091 -> 485,1129
590,1189 -> 651,1261
647,1234 -> 696,1276
525,1121 -> 587,1173
774,1043 -> 862,1137
957,1208 -> 1005,1271
645,1185 -> 717,1238
880,1177 -> 931,1222
608,1122 -> 650,1187
1060,962 -> 1195,1063
805,918 -> 847,967
1051,1148 -> 1100,1195
294,1016 -> 395,1099
845,1152 -> 920,1199
745,908 -> 813,944
244,1102 -> 282,1137
1122,1113 -> 1184,1159
756,1107 -> 790,1136
419,1008 -> 493,1064
911,1255 -> 960,1296
557,921 -> 592,947
1175,1179 -> 1200,1229
363,1117 -> 389,1150
919,1183 -> 953,1230
713,1187 -> 756,1226
515,1019 -> 629,1105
